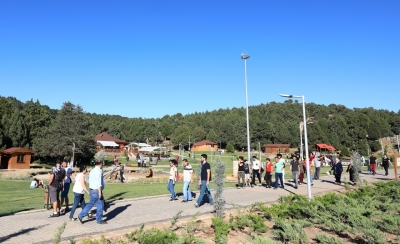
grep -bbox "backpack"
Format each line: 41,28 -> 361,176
52,166 -> 65,190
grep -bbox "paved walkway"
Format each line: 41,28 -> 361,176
0,169 -> 395,244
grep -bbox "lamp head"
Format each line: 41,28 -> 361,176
279,94 -> 293,98
241,53 -> 250,59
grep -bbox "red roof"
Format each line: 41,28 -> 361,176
316,143 -> 329,149
94,132 -> 128,145
316,144 -> 336,151
3,147 -> 36,154
193,140 -> 217,146
326,146 -> 336,151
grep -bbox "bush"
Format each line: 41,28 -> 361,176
226,143 -> 234,153
212,218 -> 230,244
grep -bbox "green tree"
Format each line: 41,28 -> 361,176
192,126 -> 207,141
226,143 -> 234,153
35,102 -> 96,159
171,125 -> 191,145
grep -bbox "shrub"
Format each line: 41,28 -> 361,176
314,234 -> 345,244
212,218 -> 230,244
226,143 -> 234,153
214,156 -> 226,218
272,219 -> 309,244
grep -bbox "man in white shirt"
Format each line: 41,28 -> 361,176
251,156 -> 261,187
182,159 -> 193,202
314,156 -> 321,180
78,160 -> 107,224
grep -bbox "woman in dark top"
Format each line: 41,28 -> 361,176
146,168 -> 153,178
237,156 -> 245,189
347,160 -> 355,183
382,154 -> 390,176
334,158 -> 343,184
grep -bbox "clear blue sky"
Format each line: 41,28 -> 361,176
1,1 -> 399,118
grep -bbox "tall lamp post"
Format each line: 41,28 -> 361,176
280,94 -> 312,200
299,120 -> 313,160
241,53 -> 251,163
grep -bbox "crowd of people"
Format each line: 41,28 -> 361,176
40,151 -> 392,224
46,158 -> 107,224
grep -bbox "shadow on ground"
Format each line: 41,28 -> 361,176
105,204 -> 132,221
0,224 -> 48,243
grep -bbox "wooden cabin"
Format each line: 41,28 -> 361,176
0,147 -> 36,169
191,140 -> 218,152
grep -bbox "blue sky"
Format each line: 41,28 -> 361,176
1,1 -> 399,118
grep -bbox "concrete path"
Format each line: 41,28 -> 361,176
0,169 -> 395,244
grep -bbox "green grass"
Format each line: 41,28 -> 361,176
0,180 -> 236,215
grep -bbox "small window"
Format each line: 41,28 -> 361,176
17,154 -> 25,162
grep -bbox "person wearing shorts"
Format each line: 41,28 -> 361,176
48,159 -> 66,217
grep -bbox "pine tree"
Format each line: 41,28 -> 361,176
213,156 -> 226,218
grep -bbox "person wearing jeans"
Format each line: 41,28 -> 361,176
290,156 -> 300,189
195,154 -> 214,207
78,160 -> 107,224
182,159 -> 193,202
69,166 -> 90,221
273,156 -> 285,189
167,159 -> 178,201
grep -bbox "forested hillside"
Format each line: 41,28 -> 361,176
1,96 -> 399,161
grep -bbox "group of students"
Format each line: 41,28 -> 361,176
237,154 -> 310,190
47,158 -> 108,224
167,154 -> 214,208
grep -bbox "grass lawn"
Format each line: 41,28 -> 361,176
0,180 -> 237,215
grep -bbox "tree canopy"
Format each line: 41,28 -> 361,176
1,96 -> 399,160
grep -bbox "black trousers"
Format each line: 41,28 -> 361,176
264,172 -> 272,187
252,169 -> 261,185
335,173 -> 342,183
383,163 -> 389,175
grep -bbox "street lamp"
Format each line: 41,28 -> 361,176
366,135 -> 370,157
241,53 -> 251,164
299,120 -> 313,160
280,94 -> 312,200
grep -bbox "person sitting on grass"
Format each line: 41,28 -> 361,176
146,168 -> 153,178
30,178 -> 43,188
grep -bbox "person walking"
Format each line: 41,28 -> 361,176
299,159 -> 305,185
118,162 -> 125,183
273,156 -> 285,189
77,160 -> 107,224
333,158 -> 343,184
251,156 -> 261,187
167,159 -> 178,201
369,154 -> 377,175
347,160 -> 355,184
276,154 -> 286,183
264,158 -> 273,188
290,156 -> 300,189
237,156 -> 245,189
48,159 -> 66,218
313,156 -> 321,180
61,159 -> 73,213
182,159 -> 193,202
69,165 -> 90,221
244,160 -> 251,187
194,154 -> 214,208
382,154 -> 390,176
